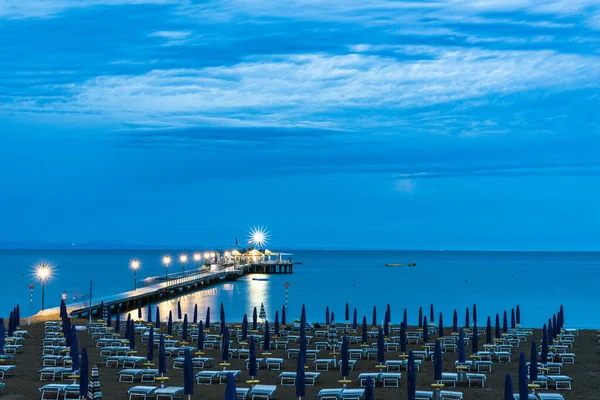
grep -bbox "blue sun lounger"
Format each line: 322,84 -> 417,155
128,386 -> 158,400
440,391 -> 463,400
537,394 -> 565,400
154,386 -> 184,400
249,384 -> 277,400
0,365 -> 16,379
512,394 -> 538,400
340,388 -> 365,400
318,388 -> 344,399
415,391 -> 433,400
548,375 -> 573,390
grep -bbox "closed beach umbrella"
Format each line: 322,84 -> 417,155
295,351 -> 306,399
465,308 -> 470,328
438,313 -> 444,338
147,304 -> 152,323
403,308 -> 408,329
504,373 -> 513,400
325,306 -> 330,325
274,311 -> 280,337
177,301 -> 182,320
0,318 -> 5,355
197,321 -> 204,351
300,319 -> 307,359
156,307 -> 161,329
193,304 -> 198,325
225,373 -> 237,400
80,347 -> 89,398
516,305 -> 521,325
362,316 -> 368,344
552,314 -> 557,337
248,338 -> 258,379
147,327 -> 154,362
88,365 -> 102,399
182,314 -> 188,342
434,339 -> 442,381
511,309 -> 516,329
106,306 -> 112,328
137,302 -> 141,320
281,305 -> 286,326
353,309 -> 358,330
377,327 -> 385,365
220,303 -> 226,334
301,304 -> 306,328
407,351 -> 416,400
99,301 -> 105,319
473,304 -> 477,325
386,304 -> 391,322
372,306 -> 377,328
365,377 -> 374,400
129,320 -> 136,350
242,314 -> 248,342
430,304 -> 434,323
530,339 -> 538,382
158,334 -> 167,375
486,317 -> 492,344
115,312 -> 121,336
331,311 -> 335,323
541,325 -> 549,364
253,307 -> 258,330
400,322 -> 407,353
168,311 -> 173,336
125,314 -> 131,339
341,336 -> 349,379
458,329 -> 465,363
206,307 -> 211,330
495,314 -> 501,339
548,318 -> 554,346
418,307 -> 422,329
472,323 -> 478,354
63,318 -> 72,347
560,305 -> 565,328
384,313 -> 389,337
222,326 -> 230,362
452,310 -> 458,332
346,302 -> 350,321
422,317 -> 429,343
183,349 -> 194,397
71,327 -> 80,372
503,311 -> 508,333
519,352 -> 528,399
263,321 -> 271,352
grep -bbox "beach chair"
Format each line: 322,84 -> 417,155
548,375 -> 572,390
140,369 -> 159,383
128,386 -> 158,400
171,357 -> 186,369
440,372 -> 458,388
529,375 -> 549,389
340,388 -> 365,400
236,388 -> 250,399
465,373 -> 486,387
496,352 -> 511,362
192,357 -> 214,369
513,394 -> 538,400
348,349 -> 363,360
415,391 -> 434,400
154,386 -> 184,399
122,357 -> 147,368
195,370 -> 220,384
380,372 -> 401,388
119,369 -> 142,383
358,373 -> 379,387
39,384 -> 68,400
249,384 -> 277,399
385,360 -> 403,371
0,382 -> 5,394
106,356 -> 125,368
314,359 -> 334,371
265,358 -> 283,370
318,388 -> 344,399
560,353 -> 575,365
475,360 -> 493,372
339,360 -> 357,371
440,391 -> 463,400
537,394 -> 565,400
0,365 -> 16,379
218,370 -> 241,384
39,367 -> 67,381
547,362 -> 562,374
279,372 -> 297,386
245,357 -> 263,370
63,384 -> 80,400
3,345 -> 22,355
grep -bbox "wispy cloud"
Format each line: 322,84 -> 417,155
0,0 -> 174,19
148,30 -> 192,46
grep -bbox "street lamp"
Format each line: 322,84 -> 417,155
162,256 -> 171,280
193,253 -> 201,270
36,264 -> 52,311
130,259 -> 140,291
180,254 -> 188,274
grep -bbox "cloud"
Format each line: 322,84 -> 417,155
148,30 -> 192,46
0,0 -> 174,19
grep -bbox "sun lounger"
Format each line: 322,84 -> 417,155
547,362 -> 562,374
279,371 -> 320,386
196,370 -> 220,384
475,360 -> 493,372
385,360 -> 404,371
155,386 -> 184,399
440,391 -> 463,400
236,388 -> 250,399
415,390 -> 434,400
314,359 -> 334,371
0,382 -> 5,393
63,384 -> 80,400
358,373 -> 379,387
318,388 -> 344,399
380,372 -> 401,388
265,358 -> 283,370
39,384 -> 79,400
496,352 -> 511,362
340,388 -> 365,400
106,356 -> 125,368
466,373 -> 486,387
548,375 -> 572,390
3,345 -> 22,355
250,384 -> 277,400
441,372 -> 458,387
100,346 -> 131,357
39,367 -> 72,381
537,394 -> 565,400
119,369 -> 143,383
128,386 -> 158,400
0,365 -> 16,379
513,394 -> 538,400
529,375 -> 549,389
560,353 -> 575,365
42,355 -> 71,367
339,359 -> 357,371
122,357 -> 146,368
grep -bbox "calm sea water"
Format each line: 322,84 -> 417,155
0,250 -> 597,328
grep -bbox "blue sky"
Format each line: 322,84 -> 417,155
1,0 -> 599,250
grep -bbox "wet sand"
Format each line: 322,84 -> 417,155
1,318 -> 597,399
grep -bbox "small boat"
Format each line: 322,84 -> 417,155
252,278 -> 269,281
385,263 -> 403,267
408,263 -> 417,267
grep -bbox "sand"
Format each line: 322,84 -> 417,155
1,317 -> 597,399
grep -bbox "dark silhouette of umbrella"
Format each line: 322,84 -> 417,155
222,326 -> 230,362
504,373 -> 513,400
418,307 -> 422,329
168,311 -> 173,335
422,317 -> 428,343
353,309 -> 358,330
147,304 -> 152,323
106,306 -> 112,328
16,305 -> 20,327
197,321 -> 204,351
519,352 -> 528,399
300,318 -> 307,360
384,312 -> 389,337
301,304 -> 306,327
345,302 -> 350,321
465,308 -> 470,328
362,316 -> 368,345
137,302 -> 141,320
225,372 -> 237,400
115,312 -> 121,337
386,304 -> 391,322
0,318 -> 5,356
263,321 -> 271,353
407,351 -> 416,400
541,325 -> 549,365
438,313 -> 444,338
548,318 -> 554,346
248,337 -> 258,379
457,328 -> 465,363
281,305 -> 286,326
220,303 -> 226,334
178,301 -> 182,320
516,305 -> 520,325
88,365 -> 102,399
472,323 -> 478,354
430,304 -> 434,323
147,327 -> 155,362
295,351 -> 306,399
365,376 -> 374,400
452,310 -> 458,332
99,301 -> 105,319
70,326 -> 80,372
331,311 -> 335,323
156,307 -> 161,329
473,304 -> 477,325
325,306 -> 330,325
434,339 -> 442,381
63,317 -> 72,347
403,308 -> 407,329
125,314 -> 131,339
486,316 -> 492,344
80,347 -> 89,397
377,327 -> 385,365
253,307 -> 258,330
206,307 -> 211,330
129,320 -> 136,350
560,305 -> 564,328
242,314 -> 248,342
511,309 -> 516,329
372,306 -> 377,328
158,334 -> 167,375
495,314 -> 501,339
530,339 -> 538,382
274,311 -> 280,337
193,304 -> 198,324
553,314 -> 557,336
183,349 -> 194,397
182,314 -> 188,342
400,322 -> 407,353
503,311 -> 508,333
341,336 -> 349,379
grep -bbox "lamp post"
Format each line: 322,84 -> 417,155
36,264 -> 52,311
194,253 -> 201,271
130,259 -> 140,291
163,256 -> 171,280
204,252 -> 210,268
180,254 -> 188,274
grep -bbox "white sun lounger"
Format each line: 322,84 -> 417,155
128,386 -> 158,400
250,384 -> 277,400
122,357 -> 147,368
0,365 -> 16,379
39,384 -> 79,400
340,388 -> 365,400
358,373 -> 379,387
415,391 -> 434,400
440,391 -> 463,400
548,375 -> 572,390
100,346 -> 131,357
380,372 -> 401,388
196,370 -> 220,384
279,371 -> 320,386
441,372 -> 458,387
538,394 -> 565,400
236,388 -> 250,399
314,359 -> 334,371
119,369 -> 142,383
318,388 -> 344,399
39,367 -> 72,381
466,373 -> 486,387
385,360 -> 404,371
265,358 -> 283,370
155,386 -> 184,399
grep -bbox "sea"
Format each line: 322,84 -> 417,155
0,250 -> 597,329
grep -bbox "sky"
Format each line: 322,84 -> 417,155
1,0 -> 599,251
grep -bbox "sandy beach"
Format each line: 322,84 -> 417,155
1,315 -> 596,399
